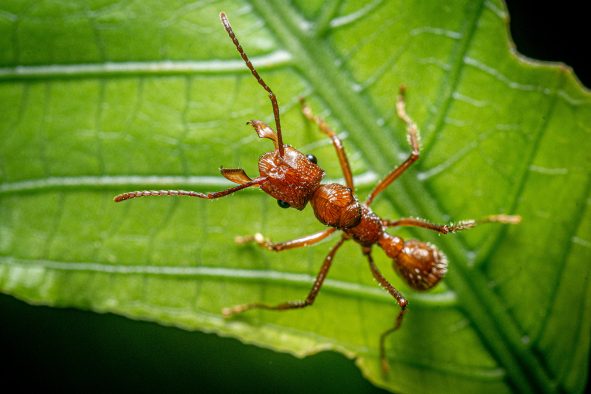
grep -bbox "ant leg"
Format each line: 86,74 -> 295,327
235,227 -> 336,252
113,177 -> 267,202
223,236 -> 346,316
366,86 -> 420,206
364,247 -> 407,375
382,214 -> 522,234
300,98 -> 355,191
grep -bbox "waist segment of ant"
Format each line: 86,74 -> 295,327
114,12 -> 521,374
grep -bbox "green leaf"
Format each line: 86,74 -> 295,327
1,1 -> 589,393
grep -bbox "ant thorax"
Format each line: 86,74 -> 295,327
258,146 -> 324,210
310,183 -> 362,229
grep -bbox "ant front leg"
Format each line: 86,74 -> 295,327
223,236 -> 347,317
300,98 -> 355,191
363,247 -> 408,376
366,86 -> 420,206
235,227 -> 336,252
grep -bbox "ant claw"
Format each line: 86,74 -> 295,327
381,359 -> 391,378
222,304 -> 251,318
221,307 -> 236,318
234,233 -> 265,245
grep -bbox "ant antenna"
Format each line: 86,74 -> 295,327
220,12 -> 285,157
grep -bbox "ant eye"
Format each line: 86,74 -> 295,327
277,200 -> 290,209
306,154 -> 317,164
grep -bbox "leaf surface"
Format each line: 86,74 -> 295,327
1,1 -> 590,392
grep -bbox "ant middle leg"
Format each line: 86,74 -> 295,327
365,86 -> 421,206
364,247 -> 407,375
235,227 -> 336,252
299,98 -> 355,191
382,214 -> 522,234
223,236 -> 346,317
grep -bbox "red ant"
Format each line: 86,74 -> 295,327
114,12 -> 521,373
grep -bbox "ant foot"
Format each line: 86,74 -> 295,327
222,304 -> 251,318
234,233 -> 265,245
381,358 -> 391,378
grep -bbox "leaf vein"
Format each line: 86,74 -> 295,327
0,256 -> 457,308
0,51 -> 292,81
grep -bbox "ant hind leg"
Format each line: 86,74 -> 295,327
379,309 -> 407,375
223,236 -> 346,316
364,247 -> 408,375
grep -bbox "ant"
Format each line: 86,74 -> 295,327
114,12 -> 521,374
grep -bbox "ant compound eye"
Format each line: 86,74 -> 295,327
306,154 -> 318,164
277,200 -> 290,209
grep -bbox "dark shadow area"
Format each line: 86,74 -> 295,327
506,0 -> 590,88
0,294 -> 385,393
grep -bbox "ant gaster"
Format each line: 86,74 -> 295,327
114,12 -> 521,374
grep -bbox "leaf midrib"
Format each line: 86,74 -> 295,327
250,0 -> 549,392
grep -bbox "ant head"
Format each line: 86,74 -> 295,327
248,119 -> 323,210
258,145 -> 324,210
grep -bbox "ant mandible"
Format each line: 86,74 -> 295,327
114,12 -> 521,373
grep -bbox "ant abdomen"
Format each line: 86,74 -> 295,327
379,234 -> 448,291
